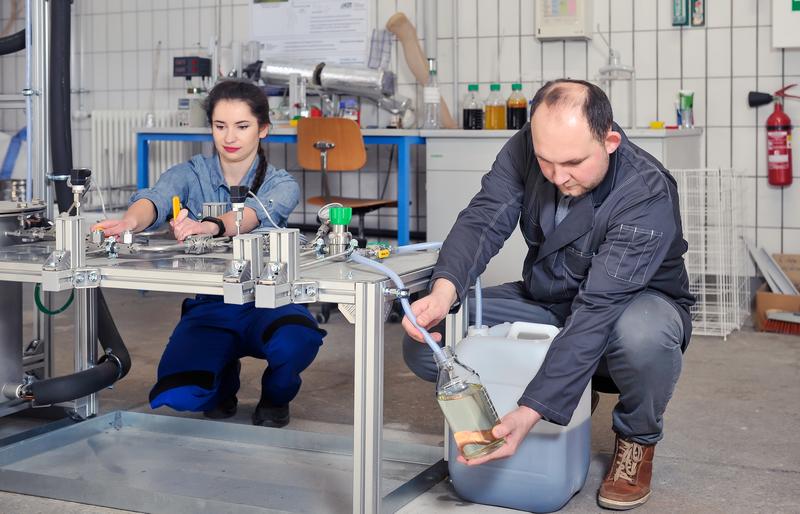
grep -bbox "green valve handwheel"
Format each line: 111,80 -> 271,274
329,206 -> 352,225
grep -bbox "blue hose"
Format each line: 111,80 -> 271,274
474,276 -> 482,328
394,241 -> 443,254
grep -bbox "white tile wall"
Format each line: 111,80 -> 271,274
1,1 -> 799,248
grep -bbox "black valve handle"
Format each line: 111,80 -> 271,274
70,168 -> 92,186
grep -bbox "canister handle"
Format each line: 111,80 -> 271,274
507,322 -> 560,340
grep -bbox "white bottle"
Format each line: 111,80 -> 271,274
422,58 -> 440,129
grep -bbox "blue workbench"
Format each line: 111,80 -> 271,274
136,126 -> 425,245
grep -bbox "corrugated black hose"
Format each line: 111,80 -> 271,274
0,29 -> 25,56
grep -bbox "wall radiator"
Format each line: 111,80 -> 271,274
90,110 -> 188,210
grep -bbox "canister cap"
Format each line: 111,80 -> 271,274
329,206 -> 352,225
511,83 -> 522,91
468,84 -> 479,92
490,83 -> 501,92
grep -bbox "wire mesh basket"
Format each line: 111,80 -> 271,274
672,168 -> 750,339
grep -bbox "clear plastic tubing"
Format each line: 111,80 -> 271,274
349,252 -> 446,362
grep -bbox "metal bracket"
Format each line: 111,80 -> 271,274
73,268 -> 100,289
290,281 -> 318,304
261,261 -> 287,284
43,250 -> 70,271
42,250 -> 72,292
255,282 -> 292,309
222,260 -> 255,305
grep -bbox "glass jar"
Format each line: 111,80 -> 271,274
435,347 -> 505,460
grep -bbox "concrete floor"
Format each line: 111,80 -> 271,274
0,287 -> 799,513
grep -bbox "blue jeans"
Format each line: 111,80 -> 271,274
402,282 -> 684,445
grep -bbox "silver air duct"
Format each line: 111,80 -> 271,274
316,64 -> 394,100
254,59 -> 408,114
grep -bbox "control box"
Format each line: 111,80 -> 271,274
173,56 -> 212,78
534,0 -> 593,41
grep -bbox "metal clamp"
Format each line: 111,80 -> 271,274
98,349 -> 124,381
73,268 -> 101,288
384,287 -> 409,299
291,281 -> 318,303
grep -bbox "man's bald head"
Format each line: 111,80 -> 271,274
529,79 -> 614,143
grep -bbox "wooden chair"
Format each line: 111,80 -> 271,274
297,117 -> 398,240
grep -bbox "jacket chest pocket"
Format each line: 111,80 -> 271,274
564,245 -> 594,279
186,199 -> 205,220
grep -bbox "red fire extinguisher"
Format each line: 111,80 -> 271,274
748,84 -> 800,187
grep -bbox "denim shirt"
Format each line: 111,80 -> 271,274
130,154 -> 300,231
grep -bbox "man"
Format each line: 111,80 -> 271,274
402,79 -> 694,510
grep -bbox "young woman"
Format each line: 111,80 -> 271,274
93,80 -> 325,427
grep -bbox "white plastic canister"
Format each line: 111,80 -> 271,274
448,322 -> 591,513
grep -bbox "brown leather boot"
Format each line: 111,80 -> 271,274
597,435 -> 655,510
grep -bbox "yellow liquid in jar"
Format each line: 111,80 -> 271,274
437,383 -> 506,459
484,105 -> 506,130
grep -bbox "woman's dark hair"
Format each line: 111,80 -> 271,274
205,80 -> 271,193
529,79 -> 613,143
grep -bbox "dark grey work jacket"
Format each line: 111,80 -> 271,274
431,122 -> 695,426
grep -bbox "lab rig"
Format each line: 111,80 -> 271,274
0,168 -> 448,514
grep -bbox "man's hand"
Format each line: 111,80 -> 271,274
170,208 -> 216,242
91,217 -> 136,237
401,279 -> 458,342
457,405 -> 542,466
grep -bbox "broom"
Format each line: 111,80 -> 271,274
763,309 -> 800,335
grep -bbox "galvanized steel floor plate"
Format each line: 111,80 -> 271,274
0,411 -> 445,514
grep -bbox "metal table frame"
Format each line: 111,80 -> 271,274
0,248 -> 445,513
135,129 -> 426,246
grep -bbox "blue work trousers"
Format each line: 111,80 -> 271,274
149,296 -> 325,412
402,282 -> 684,445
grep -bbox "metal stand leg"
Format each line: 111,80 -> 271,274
72,288 -> 97,419
353,281 -> 384,514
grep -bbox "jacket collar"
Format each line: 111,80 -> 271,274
589,123 -> 626,207
209,154 -> 261,191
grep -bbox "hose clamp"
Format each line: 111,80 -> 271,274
384,287 -> 409,299
98,349 -> 125,381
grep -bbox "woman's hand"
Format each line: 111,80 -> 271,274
170,208 -> 217,242
91,217 -> 137,237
